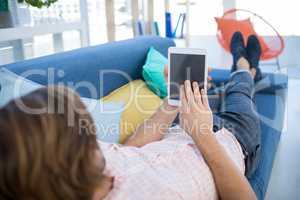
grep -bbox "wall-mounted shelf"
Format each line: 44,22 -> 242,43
0,0 -> 89,62
0,21 -> 88,45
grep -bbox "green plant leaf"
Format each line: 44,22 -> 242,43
0,0 -> 9,11
18,0 -> 58,8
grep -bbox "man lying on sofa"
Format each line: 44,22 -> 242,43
0,32 -> 261,200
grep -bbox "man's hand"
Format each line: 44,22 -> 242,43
177,81 -> 257,200
179,80 -> 213,138
124,97 -> 178,147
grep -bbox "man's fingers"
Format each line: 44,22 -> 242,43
180,85 -> 186,102
201,89 -> 210,109
180,85 -> 187,112
164,65 -> 168,82
207,82 -> 212,90
184,80 -> 194,104
164,65 -> 168,76
192,82 -> 202,105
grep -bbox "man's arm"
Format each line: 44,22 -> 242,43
180,80 -> 257,200
194,132 -> 257,200
125,65 -> 211,147
124,99 -> 178,147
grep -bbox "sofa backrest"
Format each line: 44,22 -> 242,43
2,36 -> 175,98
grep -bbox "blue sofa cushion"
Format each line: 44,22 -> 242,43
249,92 -> 286,200
3,36 -> 175,99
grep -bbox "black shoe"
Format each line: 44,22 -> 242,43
247,35 -> 262,82
230,31 -> 247,73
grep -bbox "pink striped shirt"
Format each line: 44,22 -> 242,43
100,126 -> 245,200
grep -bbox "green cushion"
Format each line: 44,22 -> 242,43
142,47 -> 168,98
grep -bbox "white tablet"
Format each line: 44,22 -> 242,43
168,47 -> 207,106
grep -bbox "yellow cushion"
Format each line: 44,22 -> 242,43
102,80 -> 163,143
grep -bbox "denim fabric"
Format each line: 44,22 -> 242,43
209,69 -> 288,95
212,71 -> 261,178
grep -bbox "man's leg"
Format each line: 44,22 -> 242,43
212,57 -> 261,179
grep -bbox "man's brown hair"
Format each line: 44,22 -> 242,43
0,86 -> 105,199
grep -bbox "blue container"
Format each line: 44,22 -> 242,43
165,12 -> 173,38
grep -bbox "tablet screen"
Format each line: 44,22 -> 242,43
170,53 -> 206,100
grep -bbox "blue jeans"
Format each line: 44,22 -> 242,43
211,71 -> 261,178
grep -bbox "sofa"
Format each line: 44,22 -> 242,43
1,36 -> 288,200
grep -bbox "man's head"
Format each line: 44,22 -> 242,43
0,86 -> 106,199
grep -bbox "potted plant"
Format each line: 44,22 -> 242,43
17,0 -> 58,8
0,0 -> 58,28
0,0 -> 13,28
0,0 -> 8,11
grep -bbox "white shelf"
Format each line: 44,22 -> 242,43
0,0 -> 90,62
0,22 -> 85,42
